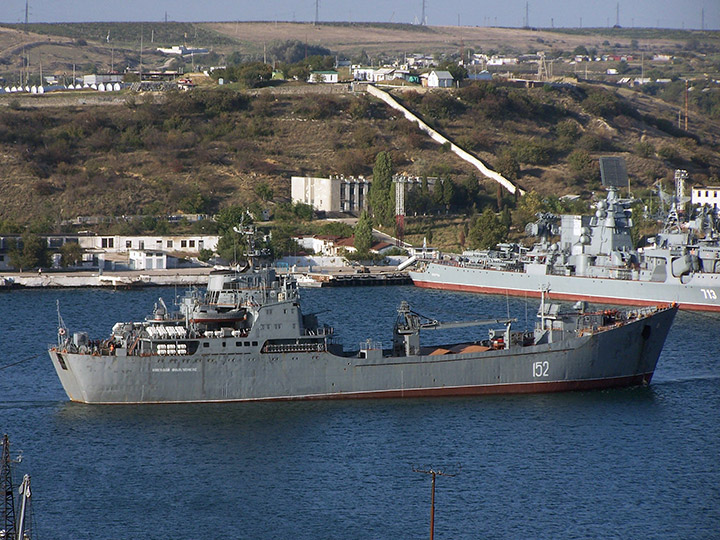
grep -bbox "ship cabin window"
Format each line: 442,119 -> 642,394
203,342 -> 210,348
236,341 -> 243,347
222,341 -> 226,347
252,341 -> 258,346
167,240 -> 173,248
706,191 -> 710,197
244,341 -> 250,347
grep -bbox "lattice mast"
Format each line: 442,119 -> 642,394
394,176 -> 406,245
1,434 -> 16,540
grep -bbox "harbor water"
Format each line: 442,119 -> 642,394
1,286 -> 718,539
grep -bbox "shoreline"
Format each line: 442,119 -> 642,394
0,268 -> 214,289
0,265 -> 409,289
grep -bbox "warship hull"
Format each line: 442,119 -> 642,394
411,262 -> 720,312
48,306 -> 676,404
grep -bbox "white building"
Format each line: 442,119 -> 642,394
77,234 -> 219,254
692,186 -> 720,212
308,71 -> 339,83
129,249 -> 168,270
291,176 -> 370,214
426,70 -> 454,88
83,74 -> 123,86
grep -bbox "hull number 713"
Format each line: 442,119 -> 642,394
700,289 -> 717,300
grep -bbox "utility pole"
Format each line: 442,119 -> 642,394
314,0 -> 319,25
413,466 -> 458,540
684,79 -> 689,131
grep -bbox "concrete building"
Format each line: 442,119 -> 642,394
692,186 -> 720,212
82,74 -> 123,86
291,176 -> 370,214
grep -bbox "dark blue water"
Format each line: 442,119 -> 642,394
1,286 -> 718,539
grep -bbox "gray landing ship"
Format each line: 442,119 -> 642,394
411,187 -> 720,312
48,265 -> 677,404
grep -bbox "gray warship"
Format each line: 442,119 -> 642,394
411,168 -> 720,312
48,261 -> 677,403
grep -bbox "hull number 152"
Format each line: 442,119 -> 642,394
533,361 -> 549,377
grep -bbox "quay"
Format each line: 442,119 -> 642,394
0,266 -> 411,289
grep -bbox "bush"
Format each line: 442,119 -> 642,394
658,145 -> 681,163
512,137 -> 555,166
635,141 -> 655,158
494,150 -> 520,181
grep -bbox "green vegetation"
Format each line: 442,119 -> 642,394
368,151 -> 395,227
353,211 -> 373,254
9,233 -> 50,272
4,22 -> 235,46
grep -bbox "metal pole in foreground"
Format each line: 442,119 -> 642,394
413,466 -> 457,540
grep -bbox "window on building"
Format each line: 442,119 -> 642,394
189,240 -> 195,248
126,240 -> 132,248
101,238 -> 114,248
181,240 -> 187,248
167,240 -> 173,248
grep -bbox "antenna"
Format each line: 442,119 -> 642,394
525,1 -> 529,28
413,465 -> 459,540
24,0 -> 29,33
421,0 -> 426,26
314,0 -> 319,25
616,2 -> 620,27
2,435 -> 17,540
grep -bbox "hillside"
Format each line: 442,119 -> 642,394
0,75 -> 718,236
1,21 -> 718,82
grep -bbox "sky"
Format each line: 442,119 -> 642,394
1,0 -> 717,30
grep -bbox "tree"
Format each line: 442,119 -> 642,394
368,151 -> 395,227
254,182 -> 274,202
9,232 -> 50,272
60,242 -> 83,268
353,211 -> 373,255
495,150 -> 520,181
467,208 -> 508,249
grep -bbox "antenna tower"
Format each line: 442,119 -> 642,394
1,435 -> 16,540
616,2 -> 620,26
315,0 -> 319,25
394,176 -> 407,245
24,0 -> 29,33
421,0 -> 426,25
525,2 -> 529,27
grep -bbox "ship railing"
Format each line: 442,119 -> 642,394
360,339 -> 382,351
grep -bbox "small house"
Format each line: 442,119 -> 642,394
426,70 -> 454,88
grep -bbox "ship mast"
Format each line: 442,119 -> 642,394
1,435 -> 16,540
